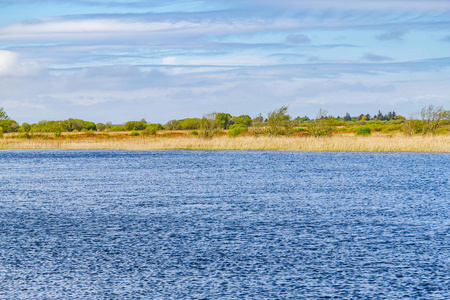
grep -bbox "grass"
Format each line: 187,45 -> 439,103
0,131 -> 449,152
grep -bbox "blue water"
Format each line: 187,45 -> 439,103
0,150 -> 449,299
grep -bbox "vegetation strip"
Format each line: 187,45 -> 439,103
0,105 -> 449,152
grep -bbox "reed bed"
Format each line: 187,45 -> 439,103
1,134 -> 449,152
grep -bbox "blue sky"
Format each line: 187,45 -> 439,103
0,0 -> 449,123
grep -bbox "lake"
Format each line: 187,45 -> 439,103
0,150 -> 449,299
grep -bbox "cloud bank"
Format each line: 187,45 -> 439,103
0,0 -> 449,123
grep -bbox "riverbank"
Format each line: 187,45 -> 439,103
1,133 -> 449,152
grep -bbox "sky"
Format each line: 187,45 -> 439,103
0,0 -> 449,124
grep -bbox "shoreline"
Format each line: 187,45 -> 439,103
1,133 -> 449,152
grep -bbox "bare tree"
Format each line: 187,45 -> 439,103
404,105 -> 450,135
200,112 -> 219,138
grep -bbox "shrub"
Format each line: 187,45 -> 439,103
19,123 -> 31,133
190,130 -> 198,136
109,125 -> 125,131
64,118 -> 85,132
0,126 -> 3,138
131,130 -> 139,136
96,123 -> 106,131
124,121 -> 146,131
308,110 -> 336,137
164,119 -> 180,130
18,133 -> 31,139
83,121 -> 96,131
356,126 -> 371,136
176,118 -> 201,130
403,105 -> 450,135
227,123 -> 248,137
141,124 -> 161,135
0,119 -> 20,133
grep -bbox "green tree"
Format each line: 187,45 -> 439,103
0,107 -> 9,120
232,115 -> 252,127
307,109 -> 335,137
227,123 -> 248,137
64,119 -> 85,132
177,118 -> 201,130
343,113 -> 351,122
267,105 -> 294,136
124,120 -> 146,131
19,122 -> 31,133
83,121 -> 96,131
164,119 -> 180,130
96,123 -> 106,131
0,119 -> 19,133
215,113 -> 232,129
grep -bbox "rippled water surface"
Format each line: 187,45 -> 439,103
0,150 -> 449,299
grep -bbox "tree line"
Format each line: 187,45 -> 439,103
0,105 -> 449,138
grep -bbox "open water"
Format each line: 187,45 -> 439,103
0,150 -> 449,299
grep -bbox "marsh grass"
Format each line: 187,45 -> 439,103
0,132 -> 449,152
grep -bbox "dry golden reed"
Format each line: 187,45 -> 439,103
1,134 -> 449,152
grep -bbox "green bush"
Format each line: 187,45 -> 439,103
124,121 -> 146,131
0,119 -> 20,133
190,130 -> 198,136
96,123 -> 106,131
381,124 -> 402,133
356,126 -> 371,136
0,126 -> 3,138
19,133 -> 31,139
141,124 -> 161,135
109,125 -> 125,131
131,130 -> 139,136
176,118 -> 201,130
227,123 -> 248,137
19,123 -> 31,133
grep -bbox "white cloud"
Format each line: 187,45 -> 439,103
162,57 -> 177,65
0,50 -> 42,77
238,0 -> 450,11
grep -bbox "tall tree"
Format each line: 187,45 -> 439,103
267,106 -> 294,136
0,107 -> 9,120
215,113 -> 232,129
201,112 -> 219,138
343,113 -> 351,121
